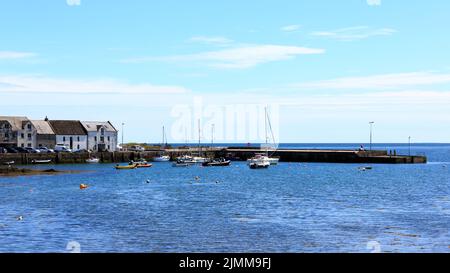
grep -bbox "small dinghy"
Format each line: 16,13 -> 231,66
115,163 -> 138,170
31,159 -> 52,164
172,161 -> 190,167
153,155 -> 170,162
202,158 -> 231,167
2,161 -> 15,166
86,158 -> 100,164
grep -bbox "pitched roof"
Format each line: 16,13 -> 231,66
0,116 -> 29,131
81,121 -> 118,132
48,120 -> 87,135
30,120 -> 55,135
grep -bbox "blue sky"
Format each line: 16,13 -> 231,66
1,0 -> 450,143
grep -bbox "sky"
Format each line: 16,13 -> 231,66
1,0 -> 450,143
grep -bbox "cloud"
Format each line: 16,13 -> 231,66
122,45 -> 325,69
66,0 -> 81,6
281,25 -> 301,32
0,51 -> 36,60
0,75 -> 189,94
188,36 -> 234,45
291,72 -> 450,90
367,0 -> 381,6
311,26 -> 396,41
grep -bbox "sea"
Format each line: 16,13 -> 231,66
0,143 -> 449,253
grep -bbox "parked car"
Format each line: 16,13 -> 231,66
73,149 -> 92,154
4,147 -> 19,153
25,147 -> 41,154
14,147 -> 29,153
129,145 -> 145,152
54,144 -> 72,153
38,147 -> 55,153
0,147 -> 7,154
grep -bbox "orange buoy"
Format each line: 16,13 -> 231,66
80,184 -> 89,190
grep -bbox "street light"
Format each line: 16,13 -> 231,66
369,122 -> 375,151
121,123 -> 125,151
408,136 -> 411,156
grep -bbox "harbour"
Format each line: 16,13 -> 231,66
0,146 -> 427,166
0,143 -> 448,253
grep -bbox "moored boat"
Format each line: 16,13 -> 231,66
172,161 -> 190,167
115,163 -> 138,170
153,155 -> 170,162
31,159 -> 52,164
86,157 -> 100,163
202,158 -> 231,167
247,154 -> 271,169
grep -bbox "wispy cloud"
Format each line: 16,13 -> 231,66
188,36 -> 234,45
0,75 -> 189,94
122,45 -> 325,69
66,0 -> 81,6
0,51 -> 36,60
311,26 -> 396,41
281,25 -> 301,32
367,0 -> 382,6
291,72 -> 450,90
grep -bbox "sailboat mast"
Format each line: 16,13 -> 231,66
265,107 -> 269,156
198,119 -> 201,157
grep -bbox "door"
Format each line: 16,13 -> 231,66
70,137 -> 73,149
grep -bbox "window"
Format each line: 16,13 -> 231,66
101,128 -> 105,135
27,124 -> 32,130
28,133 -> 32,140
108,145 -> 110,150
63,137 -> 66,142
94,136 -> 97,141
100,136 -> 104,142
27,143 -> 32,148
21,133 -> 24,139
21,143 -> 25,147
5,133 -> 9,138
107,136 -> 110,141
77,136 -> 80,141
77,145 -> 80,150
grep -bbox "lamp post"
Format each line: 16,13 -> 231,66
369,122 -> 375,151
121,123 -> 125,151
211,124 -> 215,147
408,136 -> 411,156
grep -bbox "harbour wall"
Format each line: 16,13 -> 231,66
0,148 -> 427,165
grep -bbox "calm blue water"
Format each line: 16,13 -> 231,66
0,144 -> 449,253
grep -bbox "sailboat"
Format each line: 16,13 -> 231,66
153,126 -> 171,162
248,107 -> 280,168
176,120 -> 207,164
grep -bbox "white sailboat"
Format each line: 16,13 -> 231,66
153,126 -> 171,162
176,120 -> 207,164
248,107 -> 279,168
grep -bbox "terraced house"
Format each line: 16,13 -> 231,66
0,116 -> 36,148
48,120 -> 88,151
81,121 -> 118,152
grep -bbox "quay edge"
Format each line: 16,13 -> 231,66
0,148 -> 427,165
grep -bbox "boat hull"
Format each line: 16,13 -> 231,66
202,160 -> 231,167
115,164 -> 138,170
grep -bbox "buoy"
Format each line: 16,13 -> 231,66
80,184 -> 89,190
146,179 -> 151,184
17,216 -> 23,221
195,176 -> 200,181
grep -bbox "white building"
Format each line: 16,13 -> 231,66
48,120 -> 88,151
81,121 -> 118,152
0,116 -> 37,148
